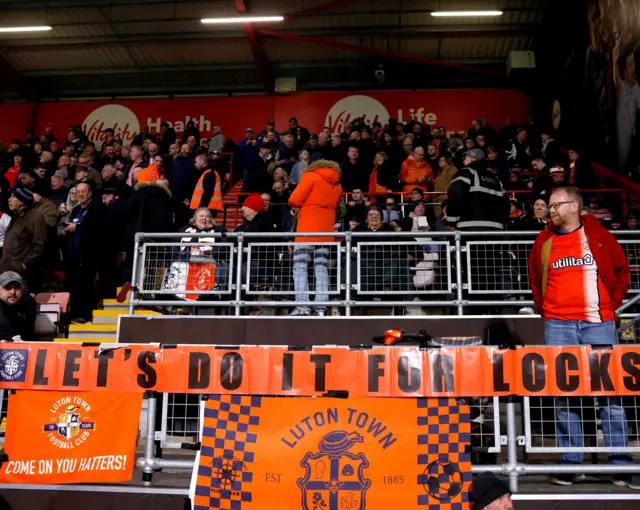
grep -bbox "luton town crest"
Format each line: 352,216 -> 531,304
297,431 -> 372,510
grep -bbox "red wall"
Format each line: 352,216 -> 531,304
0,102 -> 34,147
2,89 -> 529,149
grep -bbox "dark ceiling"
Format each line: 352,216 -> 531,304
0,0 -> 546,100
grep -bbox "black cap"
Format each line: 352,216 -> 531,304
289,116 -> 297,122
472,473 -> 511,509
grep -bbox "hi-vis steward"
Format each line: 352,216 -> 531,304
1,344 -> 640,397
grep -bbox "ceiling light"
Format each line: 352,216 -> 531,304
201,16 -> 283,24
0,26 -> 52,33
431,10 -> 503,17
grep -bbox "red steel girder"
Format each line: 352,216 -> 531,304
234,0 -> 273,93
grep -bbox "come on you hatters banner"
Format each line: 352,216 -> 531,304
0,390 -> 142,484
190,395 -> 472,510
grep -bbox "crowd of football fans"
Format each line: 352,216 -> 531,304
0,114 -> 637,322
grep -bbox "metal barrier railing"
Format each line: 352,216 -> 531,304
129,230 -> 640,316
135,389 -> 640,494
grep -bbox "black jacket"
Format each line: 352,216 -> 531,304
447,161 -> 510,231
0,293 -> 37,341
124,182 -> 174,249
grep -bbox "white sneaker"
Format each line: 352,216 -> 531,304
289,308 -> 310,316
314,310 -> 326,317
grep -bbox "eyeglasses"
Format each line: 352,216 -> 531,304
549,201 -> 574,210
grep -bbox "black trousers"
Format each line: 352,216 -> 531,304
67,261 -> 98,321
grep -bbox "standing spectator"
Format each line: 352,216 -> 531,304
256,121 -> 279,145
357,128 -> 376,170
433,155 -> 458,216
207,126 -> 225,154
529,186 -> 639,489
425,144 -> 439,172
369,152 -> 399,193
0,272 -> 37,341
285,117 -> 310,148
380,131 -> 403,170
341,146 -> 364,192
288,159 -> 342,316
290,149 -> 310,187
275,135 -> 298,174
158,122 -> 176,156
401,136 -> 414,159
132,125 -> 151,148
167,146 -> 196,229
5,152 -> 22,188
328,134 -> 346,163
49,173 -> 69,208
126,145 -> 146,186
625,212 -> 638,230
100,187 -> 126,299
245,144 -> 274,193
101,164 -> 123,195
447,149 -> 509,231
190,154 -> 223,213
567,147 -> 596,189
61,181 -> 103,323
541,128 -> 561,166
506,128 -> 531,169
238,128 -> 259,184
183,120 -> 201,146
0,188 -> 47,291
400,147 -> 432,194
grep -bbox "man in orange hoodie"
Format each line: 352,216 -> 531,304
399,146 -> 433,194
288,159 -> 342,316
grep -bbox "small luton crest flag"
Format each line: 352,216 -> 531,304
190,395 -> 472,510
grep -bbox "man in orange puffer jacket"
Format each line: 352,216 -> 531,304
399,146 -> 433,194
288,159 -> 342,316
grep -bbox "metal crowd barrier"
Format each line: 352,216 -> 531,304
136,388 -> 640,494
129,230 -> 640,316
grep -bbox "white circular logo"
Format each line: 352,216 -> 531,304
82,104 -> 140,149
325,95 -> 390,134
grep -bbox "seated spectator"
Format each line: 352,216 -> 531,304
347,188 -> 367,222
588,197 -> 611,221
382,196 -> 401,224
290,149 -> 309,187
0,271 -> 36,341
347,213 -> 363,231
519,196 -> 549,231
358,207 -> 390,233
273,167 -> 290,189
505,168 -> 528,191
369,151 -> 399,193
507,198 -> 525,229
400,147 -> 432,193
289,159 -> 342,316
626,213 -> 638,230
2,187 -> 48,288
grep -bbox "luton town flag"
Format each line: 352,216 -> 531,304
189,395 -> 472,510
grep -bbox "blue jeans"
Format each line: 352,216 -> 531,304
293,245 -> 329,313
544,319 -> 632,465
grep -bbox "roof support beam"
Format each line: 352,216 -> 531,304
1,24 -> 537,50
234,0 -> 273,94
258,29 -> 505,78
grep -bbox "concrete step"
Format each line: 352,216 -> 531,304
68,323 -> 117,339
54,337 -> 117,344
102,298 -> 129,310
92,309 -> 160,324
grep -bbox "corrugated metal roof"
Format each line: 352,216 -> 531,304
0,0 -> 546,95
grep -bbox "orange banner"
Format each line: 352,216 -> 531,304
0,343 -> 639,397
0,391 -> 142,484
190,396 -> 471,510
